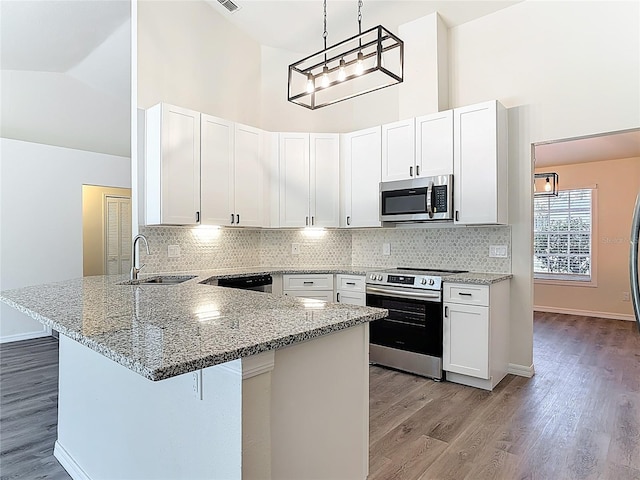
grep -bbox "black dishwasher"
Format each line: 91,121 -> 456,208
217,275 -> 273,293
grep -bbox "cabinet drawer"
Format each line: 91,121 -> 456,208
283,274 -> 333,291
284,290 -> 333,302
443,283 -> 489,306
336,291 -> 365,306
336,275 -> 365,292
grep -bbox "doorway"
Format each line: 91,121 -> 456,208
532,129 -> 640,321
82,185 -> 132,276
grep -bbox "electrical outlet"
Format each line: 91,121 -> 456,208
622,292 -> 630,302
168,245 -> 181,258
291,243 -> 300,255
382,243 -> 391,256
489,245 -> 508,258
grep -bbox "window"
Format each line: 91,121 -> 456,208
534,188 -> 593,282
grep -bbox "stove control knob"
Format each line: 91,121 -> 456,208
428,279 -> 435,286
377,275 -> 383,281
369,274 -> 375,280
421,278 -> 427,285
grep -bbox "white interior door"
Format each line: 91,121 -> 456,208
105,196 -> 132,275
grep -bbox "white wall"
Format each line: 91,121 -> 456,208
137,0 -> 261,126
0,139 -> 130,342
449,0 -> 640,369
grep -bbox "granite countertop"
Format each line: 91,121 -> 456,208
444,272 -> 513,285
0,272 -> 386,382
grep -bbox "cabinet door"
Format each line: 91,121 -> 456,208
279,133 -> 310,227
381,119 -> 415,182
453,101 -> 501,225
146,103 -> 200,225
336,291 -> 365,306
416,110 -> 453,177
342,126 -> 382,228
201,114 -> 234,225
443,302 -> 489,379
310,134 -> 340,227
283,274 -> 333,291
234,123 -> 264,227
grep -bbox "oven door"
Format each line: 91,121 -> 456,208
366,288 -> 442,357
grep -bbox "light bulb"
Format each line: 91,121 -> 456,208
355,52 -> 364,76
306,74 -> 314,94
338,58 -> 346,81
321,65 -> 329,88
545,177 -> 552,192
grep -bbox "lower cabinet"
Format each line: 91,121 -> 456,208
443,281 -> 510,391
335,275 -> 366,306
282,274 -> 334,301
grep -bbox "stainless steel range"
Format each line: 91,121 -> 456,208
366,267 -> 467,380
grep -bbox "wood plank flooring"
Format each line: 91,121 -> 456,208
0,337 -> 69,479
369,312 -> 640,480
1,312 -> 639,479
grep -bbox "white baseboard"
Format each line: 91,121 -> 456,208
0,330 -> 51,344
508,363 -> 535,378
534,305 -> 635,322
54,441 -> 92,480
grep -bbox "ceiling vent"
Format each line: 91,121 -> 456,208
217,0 -> 240,13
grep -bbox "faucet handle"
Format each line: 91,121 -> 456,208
139,263 -> 146,271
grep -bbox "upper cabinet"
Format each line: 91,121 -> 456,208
381,119 -> 415,182
279,133 -> 340,228
341,126 -> 382,228
145,103 -> 201,226
453,100 -> 508,225
381,111 -> 454,182
415,110 -> 454,177
200,116 -> 264,227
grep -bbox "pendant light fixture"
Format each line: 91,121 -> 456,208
288,0 -> 404,110
534,172 -> 559,197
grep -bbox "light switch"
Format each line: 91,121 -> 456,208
489,245 -> 508,258
168,245 -> 181,258
291,243 -> 300,255
382,243 -> 391,256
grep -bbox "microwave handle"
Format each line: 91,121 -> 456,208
426,181 -> 434,218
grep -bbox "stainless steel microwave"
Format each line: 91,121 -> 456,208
380,175 -> 454,222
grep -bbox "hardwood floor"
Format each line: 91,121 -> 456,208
369,312 -> 640,480
0,337 -> 69,479
1,313 -> 639,479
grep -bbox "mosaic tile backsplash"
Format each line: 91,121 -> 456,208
139,225 -> 511,274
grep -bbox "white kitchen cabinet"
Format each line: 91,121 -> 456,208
335,274 -> 366,306
233,123 -> 264,227
200,117 -> 264,227
381,119 -> 415,182
340,126 -> 382,228
283,274 -> 334,302
145,103 -> 201,225
415,110 -> 454,177
279,133 -> 339,228
443,281 -> 510,391
453,100 -> 508,225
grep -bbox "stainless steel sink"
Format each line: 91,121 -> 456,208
119,275 -> 197,286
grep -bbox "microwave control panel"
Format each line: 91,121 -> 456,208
433,185 -> 448,212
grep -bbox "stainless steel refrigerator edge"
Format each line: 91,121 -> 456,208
631,192 -> 640,328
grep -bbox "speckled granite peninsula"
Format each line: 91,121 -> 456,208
0,271 -> 387,381
1,270 -> 388,479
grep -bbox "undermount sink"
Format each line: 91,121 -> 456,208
119,275 -> 197,286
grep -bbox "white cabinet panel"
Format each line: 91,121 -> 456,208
284,291 -> 334,302
336,275 -> 366,292
234,123 -> 264,227
310,134 -> 340,227
381,119 -> 415,182
283,274 -> 333,291
279,133 -> 310,227
453,100 -> 508,225
145,103 -> 201,225
336,291 -> 365,306
416,110 -> 453,177
443,302 -> 489,379
443,283 -> 489,306
341,127 -> 382,228
201,114 -> 234,225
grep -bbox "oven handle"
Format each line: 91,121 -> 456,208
366,286 -> 441,302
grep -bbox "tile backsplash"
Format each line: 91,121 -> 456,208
139,224 -> 511,274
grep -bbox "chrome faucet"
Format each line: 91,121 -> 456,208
130,234 -> 150,280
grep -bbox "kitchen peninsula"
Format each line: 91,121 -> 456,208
0,271 -> 387,480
